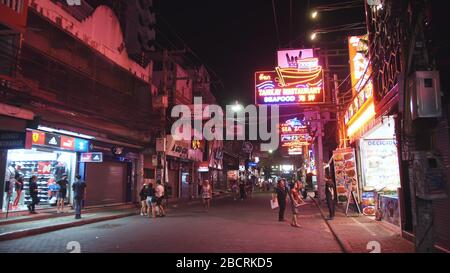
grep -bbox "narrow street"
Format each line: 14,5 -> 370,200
0,193 -> 342,253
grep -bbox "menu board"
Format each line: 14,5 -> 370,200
361,191 -> 376,216
362,139 -> 400,190
333,148 -> 359,204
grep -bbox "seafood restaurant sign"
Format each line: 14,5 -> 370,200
255,49 -> 325,105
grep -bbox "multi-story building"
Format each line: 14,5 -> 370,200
0,0 -> 160,211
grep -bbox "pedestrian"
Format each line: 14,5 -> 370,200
146,183 -> 156,218
139,184 -> 148,216
288,181 -> 303,228
297,179 -> 307,199
56,174 -> 69,213
72,174 -> 86,219
239,179 -> 246,200
231,181 -> 238,200
164,181 -> 171,208
155,180 -> 165,217
27,175 -> 39,214
274,179 -> 288,222
13,176 -> 24,208
325,171 -> 336,220
202,180 -> 212,211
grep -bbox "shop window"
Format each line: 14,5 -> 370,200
3,148 -> 76,212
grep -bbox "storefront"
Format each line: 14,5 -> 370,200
165,135 -> 203,199
86,140 -> 143,206
357,116 -> 401,226
1,129 -> 89,212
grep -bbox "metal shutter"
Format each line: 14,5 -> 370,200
433,119 -> 450,251
85,161 -> 126,206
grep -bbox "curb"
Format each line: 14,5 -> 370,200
0,204 -> 138,226
310,197 -> 353,253
0,211 -> 138,242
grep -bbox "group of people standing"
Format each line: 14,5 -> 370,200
139,180 -> 166,218
273,178 -> 306,228
231,179 -> 254,201
25,174 -> 86,219
273,171 -> 336,228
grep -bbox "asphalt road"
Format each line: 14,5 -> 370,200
0,192 -> 342,253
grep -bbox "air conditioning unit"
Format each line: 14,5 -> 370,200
409,71 -> 442,120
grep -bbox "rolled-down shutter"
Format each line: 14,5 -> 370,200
85,161 -> 126,206
433,120 -> 450,251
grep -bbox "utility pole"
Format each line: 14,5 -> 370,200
316,110 -> 325,203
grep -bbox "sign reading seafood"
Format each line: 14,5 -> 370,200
255,57 -> 325,105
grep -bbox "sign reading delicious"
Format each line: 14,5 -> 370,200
255,57 -> 324,105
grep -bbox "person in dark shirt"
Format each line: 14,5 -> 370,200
27,176 -> 39,214
274,179 -> 288,222
72,175 -> 86,219
13,176 -> 24,208
325,171 -> 336,220
239,180 -> 246,200
139,184 -> 148,216
56,174 -> 69,213
145,183 -> 156,218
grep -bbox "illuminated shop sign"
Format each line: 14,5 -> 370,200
280,117 -> 309,134
345,35 -> 374,127
28,130 -> 90,152
277,49 -> 314,68
255,58 -> 324,105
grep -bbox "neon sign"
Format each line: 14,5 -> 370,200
345,35 -> 374,125
255,58 -> 325,105
280,117 -> 309,134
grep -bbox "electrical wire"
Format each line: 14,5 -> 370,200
271,0 -> 281,48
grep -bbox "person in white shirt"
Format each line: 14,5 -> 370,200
155,180 -> 165,217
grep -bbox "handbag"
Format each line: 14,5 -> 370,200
270,198 -> 279,209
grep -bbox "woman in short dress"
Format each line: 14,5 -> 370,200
289,181 -> 303,228
202,180 -> 212,211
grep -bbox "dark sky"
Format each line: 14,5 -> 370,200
155,0 -> 365,106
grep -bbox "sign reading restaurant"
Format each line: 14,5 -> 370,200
255,49 -> 324,106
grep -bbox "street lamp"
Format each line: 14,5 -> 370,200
310,32 -> 317,41
311,10 -> 318,19
231,101 -> 243,112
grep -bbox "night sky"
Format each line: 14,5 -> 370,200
155,0 -> 366,106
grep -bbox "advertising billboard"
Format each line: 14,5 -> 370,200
277,48 -> 314,68
255,57 -> 324,105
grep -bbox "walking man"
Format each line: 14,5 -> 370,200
274,179 -> 288,222
72,174 -> 86,219
325,171 -> 335,220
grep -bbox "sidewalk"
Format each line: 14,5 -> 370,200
0,192 -> 232,242
311,197 -> 415,253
